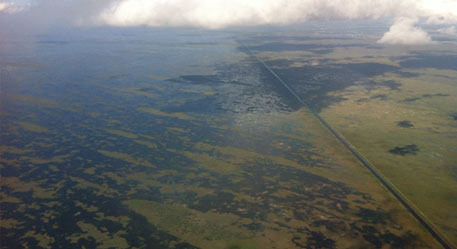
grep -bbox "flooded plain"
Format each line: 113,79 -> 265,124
1,26 -> 456,248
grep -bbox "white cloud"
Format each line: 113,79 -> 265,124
377,17 -> 435,45
437,26 -> 456,35
95,0 -> 407,28
94,0 -> 457,29
418,0 -> 457,25
3,0 -> 457,44
0,1 -> 25,14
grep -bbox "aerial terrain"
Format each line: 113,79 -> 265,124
1,1 -> 457,248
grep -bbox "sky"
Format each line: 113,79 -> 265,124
1,0 -> 456,44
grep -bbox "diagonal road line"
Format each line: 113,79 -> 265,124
240,42 -> 454,249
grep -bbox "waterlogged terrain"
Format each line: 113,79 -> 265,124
246,26 -> 457,247
0,26 -> 455,248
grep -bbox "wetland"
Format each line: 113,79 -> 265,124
1,26 -> 456,248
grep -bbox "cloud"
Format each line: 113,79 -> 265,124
0,2 -> 9,11
0,1 -> 26,14
94,0 -> 457,29
2,0 -> 457,44
377,17 -> 435,45
0,0 -> 114,32
95,0 -> 405,28
419,0 -> 457,25
437,26 -> 456,35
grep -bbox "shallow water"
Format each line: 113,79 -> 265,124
1,26 -> 456,248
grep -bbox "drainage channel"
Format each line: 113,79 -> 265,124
241,43 -> 454,249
